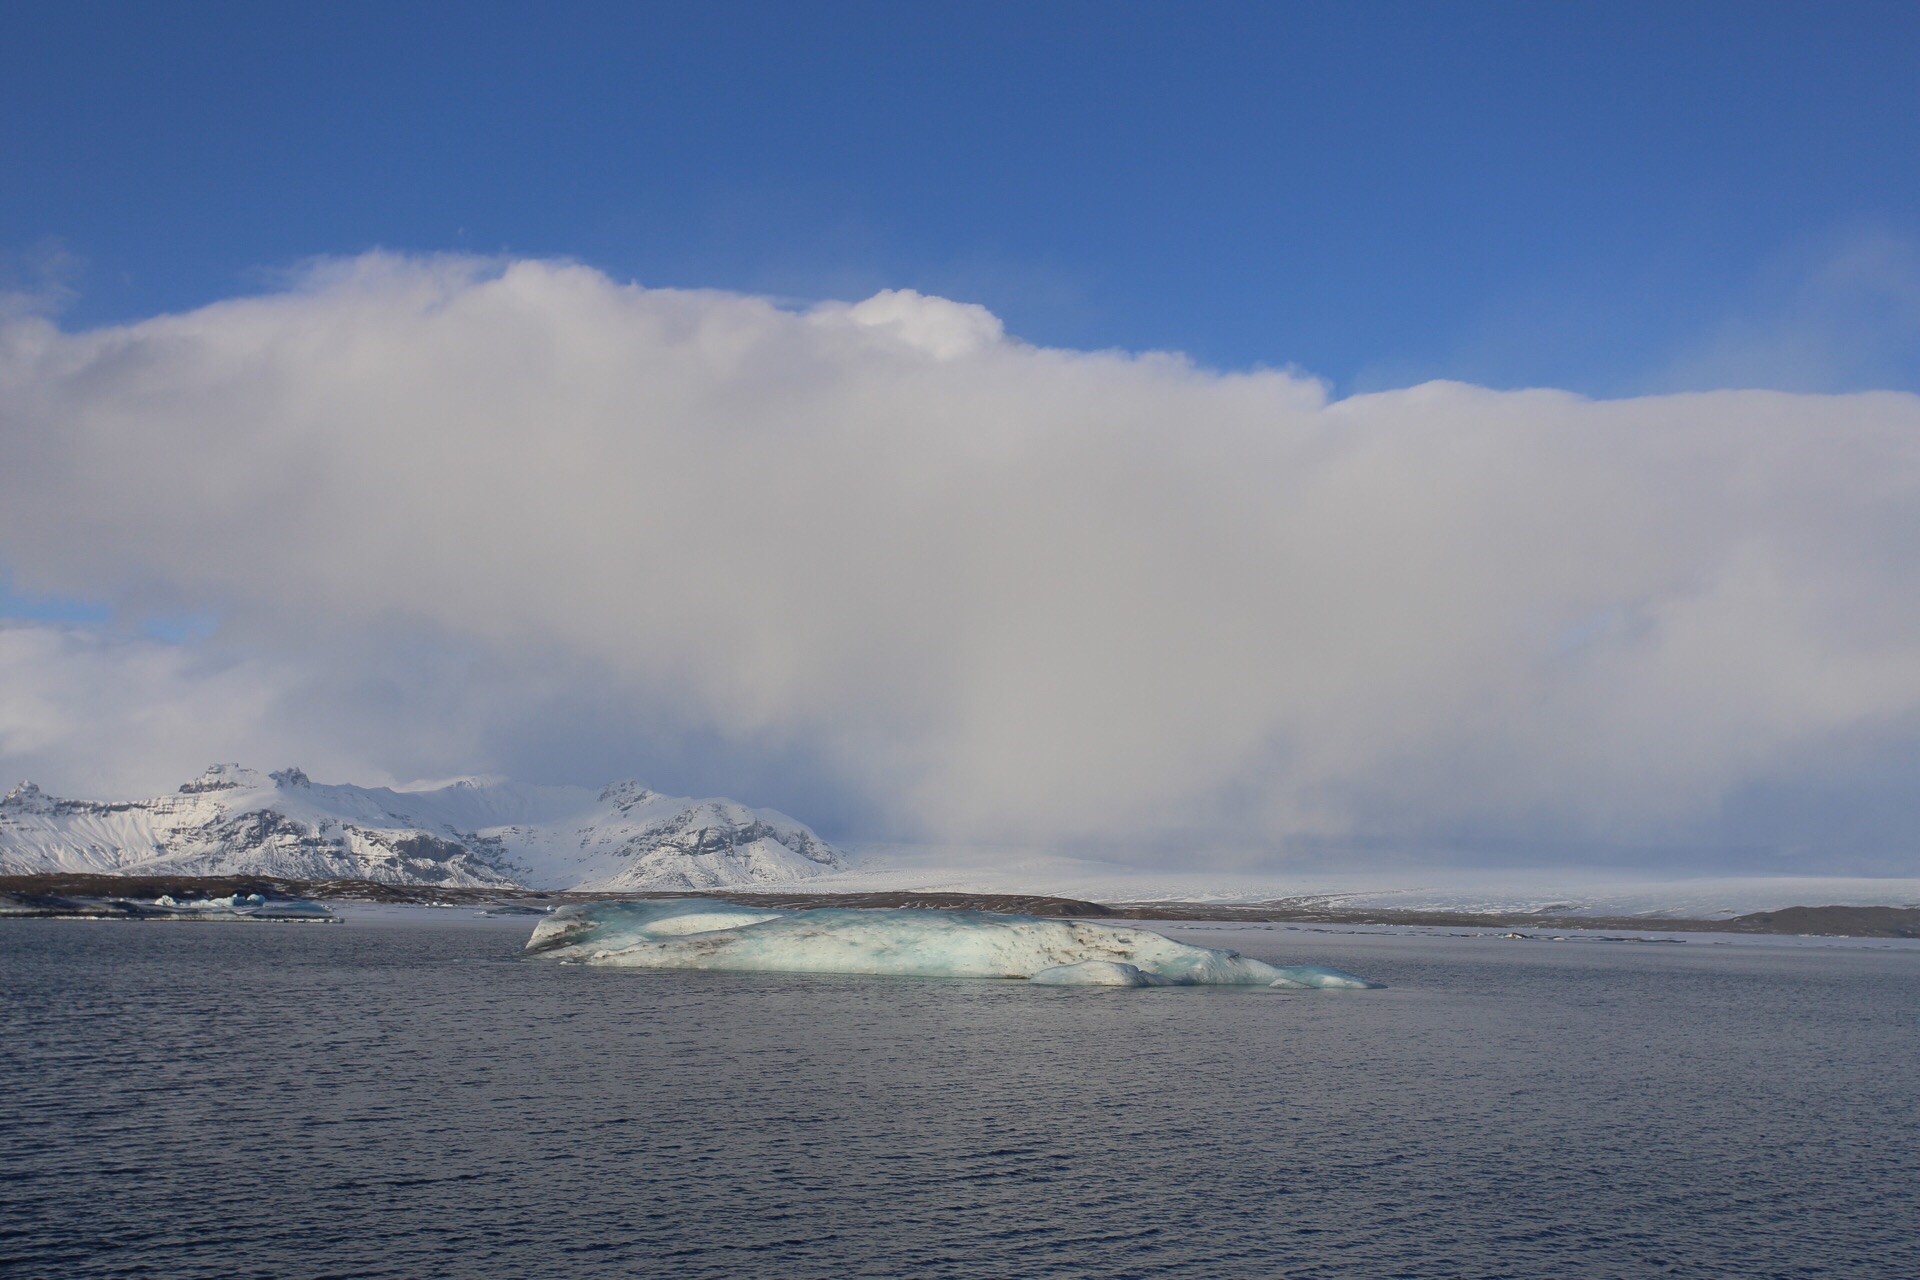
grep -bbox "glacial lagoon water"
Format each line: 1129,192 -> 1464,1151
2,910 -> 1916,1279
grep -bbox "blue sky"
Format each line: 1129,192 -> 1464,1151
4,4 -> 1920,872
6,1 -> 1917,395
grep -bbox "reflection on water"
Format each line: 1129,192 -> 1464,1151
3,912 -> 1916,1279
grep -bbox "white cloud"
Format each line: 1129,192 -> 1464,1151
3,254 -> 1919,869
0,239 -> 83,322
818,287 -> 1006,359
1657,226 -> 1920,393
0,625 -> 331,796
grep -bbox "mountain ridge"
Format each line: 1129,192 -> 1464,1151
0,765 -> 846,891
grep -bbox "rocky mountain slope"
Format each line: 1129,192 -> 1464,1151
0,765 -> 846,890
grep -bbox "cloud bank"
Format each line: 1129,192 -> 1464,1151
3,255 -> 1919,871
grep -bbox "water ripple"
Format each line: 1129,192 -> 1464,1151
2,918 -> 1916,1279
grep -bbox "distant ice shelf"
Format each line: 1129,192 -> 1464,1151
523,899 -> 1380,988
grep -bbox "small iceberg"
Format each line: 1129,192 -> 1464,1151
524,899 -> 1380,988
150,892 -> 335,921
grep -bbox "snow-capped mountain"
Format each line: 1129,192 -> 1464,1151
0,765 -> 846,890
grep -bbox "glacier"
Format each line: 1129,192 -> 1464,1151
524,899 -> 1380,988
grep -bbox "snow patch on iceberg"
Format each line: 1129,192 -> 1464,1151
524,900 -> 1380,988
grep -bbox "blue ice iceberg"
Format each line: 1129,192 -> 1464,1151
524,900 -> 1380,988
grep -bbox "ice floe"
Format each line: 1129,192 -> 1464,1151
524,899 -> 1379,988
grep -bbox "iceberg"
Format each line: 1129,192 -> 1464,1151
150,892 -> 335,921
524,899 -> 1380,988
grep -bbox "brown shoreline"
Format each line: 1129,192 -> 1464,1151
2,873 -> 1916,939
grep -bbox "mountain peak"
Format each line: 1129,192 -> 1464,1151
179,764 -> 266,794
269,768 -> 311,788
598,780 -> 659,807
3,781 -> 51,811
